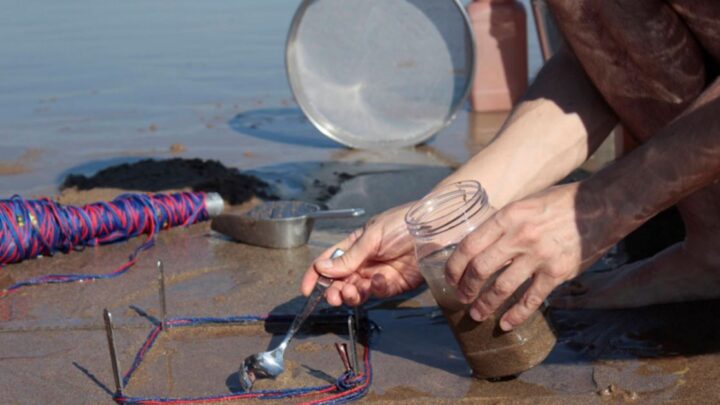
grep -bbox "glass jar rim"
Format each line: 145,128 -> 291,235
405,180 -> 490,238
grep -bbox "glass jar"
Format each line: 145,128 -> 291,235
405,181 -> 555,379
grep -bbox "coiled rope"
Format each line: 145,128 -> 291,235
0,192 -> 209,297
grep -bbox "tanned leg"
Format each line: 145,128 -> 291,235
553,78 -> 720,308
668,0 -> 720,63
545,0 -> 720,308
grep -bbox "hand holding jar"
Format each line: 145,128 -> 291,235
444,181 -> 614,332
406,181 -> 556,378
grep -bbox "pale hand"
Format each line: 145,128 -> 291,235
300,204 -> 425,306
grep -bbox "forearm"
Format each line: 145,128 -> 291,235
585,78 -> 720,237
440,48 -> 618,208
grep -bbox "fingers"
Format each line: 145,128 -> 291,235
369,267 -> 413,298
316,227 -> 376,278
468,258 -> 534,321
341,282 -> 366,306
300,228 -> 365,296
325,263 -> 411,306
499,273 -> 557,331
445,215 -> 504,286
325,274 -> 372,307
456,241 -> 514,304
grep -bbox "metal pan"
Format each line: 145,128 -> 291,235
211,201 -> 364,248
286,0 -> 475,149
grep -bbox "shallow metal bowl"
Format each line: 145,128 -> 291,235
286,0 -> 475,149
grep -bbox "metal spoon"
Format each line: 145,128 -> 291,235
238,248 -> 344,391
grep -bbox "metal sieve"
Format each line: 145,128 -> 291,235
286,0 -> 475,149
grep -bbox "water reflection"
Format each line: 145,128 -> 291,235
229,108 -> 339,149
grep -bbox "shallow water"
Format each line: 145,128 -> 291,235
0,0 -> 542,196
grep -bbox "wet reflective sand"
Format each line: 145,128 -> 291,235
1,1 -> 717,404
3,160 -> 719,404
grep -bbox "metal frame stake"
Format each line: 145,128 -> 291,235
103,309 -> 124,397
347,315 -> 359,373
353,306 -> 361,342
334,342 -> 353,373
157,259 -> 167,330
354,306 -> 363,371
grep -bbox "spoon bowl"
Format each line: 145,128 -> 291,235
238,248 -> 344,391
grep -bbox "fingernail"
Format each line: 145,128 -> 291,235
469,307 -> 484,322
316,259 -> 333,270
499,319 -> 513,331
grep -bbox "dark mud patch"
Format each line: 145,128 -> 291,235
310,170 -> 356,202
61,158 -> 274,205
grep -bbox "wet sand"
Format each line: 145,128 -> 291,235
2,162 -> 720,404
1,1 -> 714,403
0,148 -> 42,176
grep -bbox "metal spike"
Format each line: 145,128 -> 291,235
354,306 -> 361,340
347,315 -> 359,373
103,309 -> 124,396
354,306 -> 363,370
334,342 -> 353,373
157,260 -> 167,330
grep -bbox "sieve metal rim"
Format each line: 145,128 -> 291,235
285,0 -> 476,150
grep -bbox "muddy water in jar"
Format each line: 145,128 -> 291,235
419,245 -> 556,379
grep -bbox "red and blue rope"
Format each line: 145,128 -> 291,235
114,315 -> 372,405
2,193 -> 375,402
0,192 -> 210,297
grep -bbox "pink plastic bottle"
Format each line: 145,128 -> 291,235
467,0 -> 528,112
